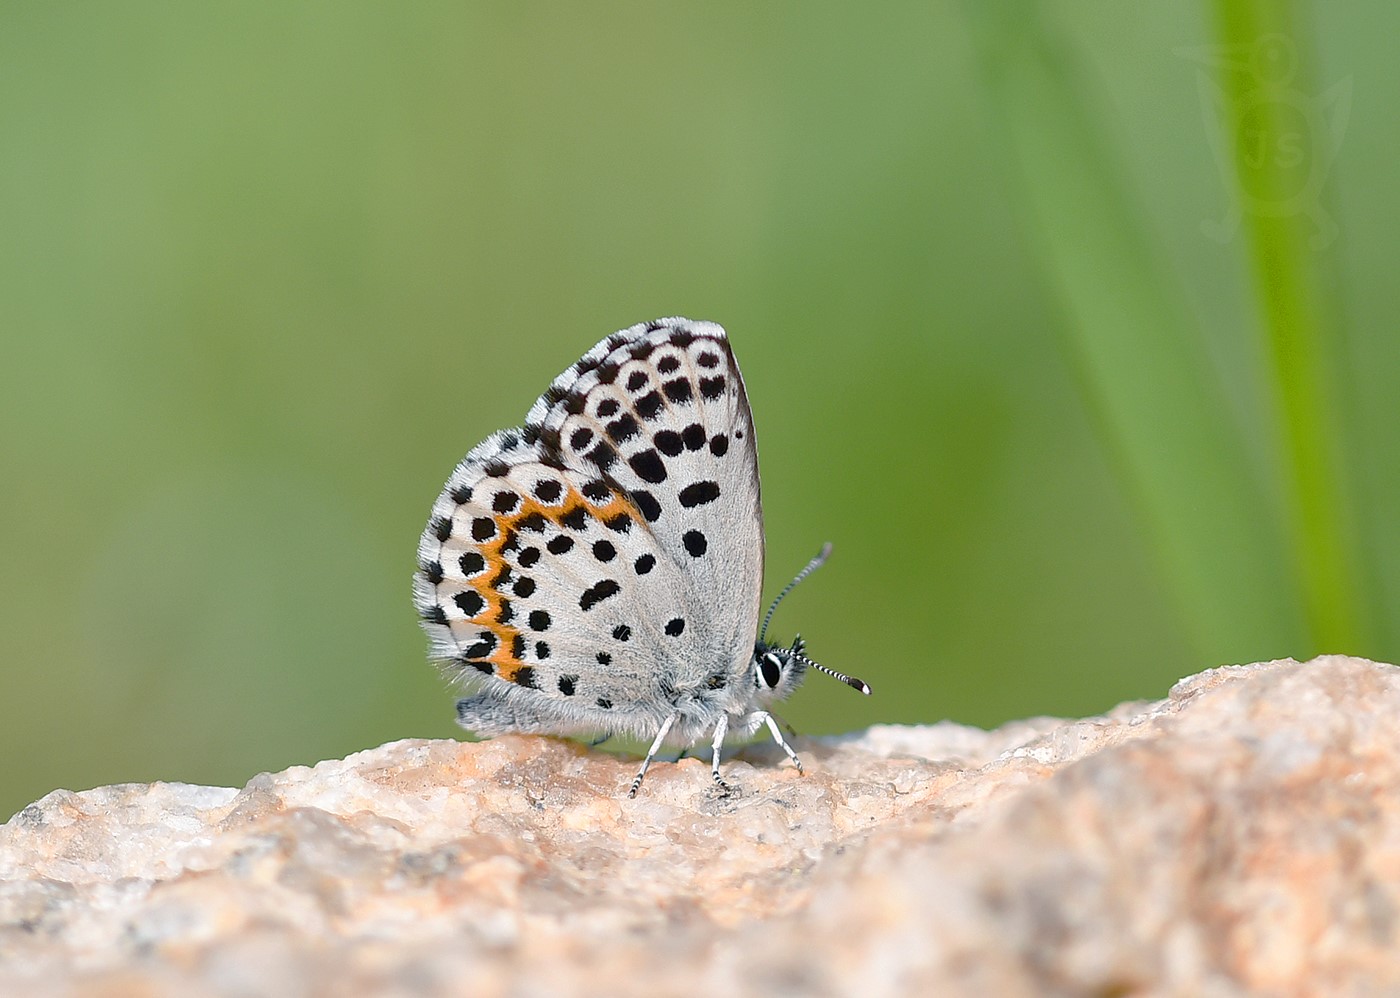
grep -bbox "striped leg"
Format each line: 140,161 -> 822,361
758,711 -> 804,775
710,714 -> 731,791
628,713 -> 678,798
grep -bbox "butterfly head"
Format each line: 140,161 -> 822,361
750,633 -> 870,703
750,636 -> 809,703
752,545 -> 872,705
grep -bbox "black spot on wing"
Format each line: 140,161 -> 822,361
464,632 -> 496,659
586,441 -> 619,472
580,579 -> 621,611
683,530 -> 708,557
453,591 -> 484,616
654,430 -> 683,457
570,427 -> 594,451
574,354 -> 602,380
679,481 -> 721,508
663,378 -> 693,404
535,425 -> 563,453
632,490 -> 662,523
628,449 -> 667,484
606,413 -> 639,443
493,491 -> 520,513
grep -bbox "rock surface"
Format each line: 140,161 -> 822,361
4,655 -> 1400,996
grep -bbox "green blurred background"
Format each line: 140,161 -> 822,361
2,3 -> 1394,818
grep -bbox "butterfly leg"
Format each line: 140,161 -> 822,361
709,714 -> 731,791
628,713 -> 678,798
756,711 -> 804,775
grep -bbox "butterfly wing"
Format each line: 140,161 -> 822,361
414,318 -> 765,744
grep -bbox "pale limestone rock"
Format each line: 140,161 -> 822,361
3,655 -> 1400,995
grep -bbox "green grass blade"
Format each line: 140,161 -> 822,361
1208,0 -> 1370,652
965,3 -> 1305,660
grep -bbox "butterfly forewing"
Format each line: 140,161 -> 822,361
414,318 -> 765,743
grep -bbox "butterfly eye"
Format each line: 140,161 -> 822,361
759,651 -> 784,690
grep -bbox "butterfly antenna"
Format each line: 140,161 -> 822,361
793,649 -> 871,696
759,543 -> 833,644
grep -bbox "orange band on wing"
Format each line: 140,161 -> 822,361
454,482 -> 638,684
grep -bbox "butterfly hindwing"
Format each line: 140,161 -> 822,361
414,318 -> 765,743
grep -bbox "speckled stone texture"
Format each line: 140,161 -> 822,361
4,656 -> 1400,996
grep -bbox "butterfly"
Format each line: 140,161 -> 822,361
413,317 -> 870,796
